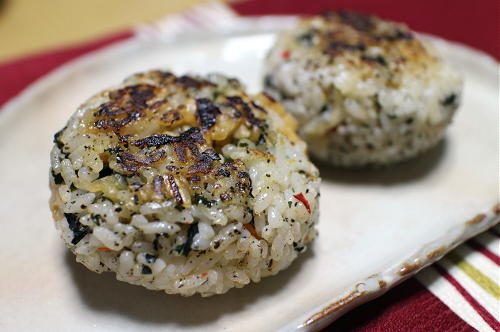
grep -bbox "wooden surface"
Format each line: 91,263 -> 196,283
0,0 -> 214,62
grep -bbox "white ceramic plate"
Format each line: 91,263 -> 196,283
0,16 -> 498,331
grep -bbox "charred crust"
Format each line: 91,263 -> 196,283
321,11 -> 413,41
155,71 -> 174,82
116,150 -> 166,173
118,135 -> 132,144
105,146 -> 123,155
187,175 -> 201,183
188,149 -> 221,174
196,98 -> 221,130
174,75 -> 215,89
132,127 -> 206,164
166,175 -> 183,205
66,71 -> 265,209
262,92 -> 276,103
133,127 -> 204,149
161,109 -> 182,123
94,84 -> 155,117
133,70 -> 173,85
251,101 -> 268,113
361,54 -> 387,66
336,10 -> 374,32
235,179 -> 252,193
220,193 -> 232,201
174,145 -> 189,163
216,168 -> 231,177
316,11 -> 415,60
209,161 -> 253,197
378,29 -> 413,41
326,41 -> 366,56
153,175 -> 164,197
226,96 -> 263,128
238,171 -> 250,179
92,84 -> 156,131
213,161 -> 239,179
150,99 -> 168,111
94,113 -> 138,130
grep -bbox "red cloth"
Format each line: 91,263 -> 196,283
330,279 -> 474,332
0,3 -> 482,330
0,32 -> 132,107
231,0 -> 499,60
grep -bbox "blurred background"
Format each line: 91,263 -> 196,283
0,0 -> 211,62
0,0 -> 497,63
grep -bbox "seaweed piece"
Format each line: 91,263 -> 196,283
51,170 -> 64,185
256,133 -> 267,146
441,94 -> 457,106
104,146 -> 124,154
97,166 -> 114,179
174,223 -> 199,256
142,265 -> 152,274
90,214 -> 102,226
297,32 -> 315,45
64,213 -> 89,245
53,126 -> 66,149
145,254 -> 157,263
193,194 -> 216,208
196,98 -> 221,130
293,242 -> 305,253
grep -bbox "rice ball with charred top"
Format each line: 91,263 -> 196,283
49,70 -> 320,296
264,11 -> 463,167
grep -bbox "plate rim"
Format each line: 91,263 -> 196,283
1,15 -> 498,331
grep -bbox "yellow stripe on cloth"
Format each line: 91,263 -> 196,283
447,251 -> 500,300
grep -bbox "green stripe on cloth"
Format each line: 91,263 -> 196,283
447,251 -> 500,300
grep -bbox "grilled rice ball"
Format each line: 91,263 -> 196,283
49,71 -> 320,296
264,11 -> 463,166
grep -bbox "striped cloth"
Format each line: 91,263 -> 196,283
416,227 -> 500,331
0,2 -> 498,331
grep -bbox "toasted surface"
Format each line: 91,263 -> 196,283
265,11 -> 463,166
50,71 -> 320,296
278,11 -> 433,74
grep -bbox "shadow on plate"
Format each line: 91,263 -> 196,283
65,244 -> 314,326
317,139 -> 447,186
